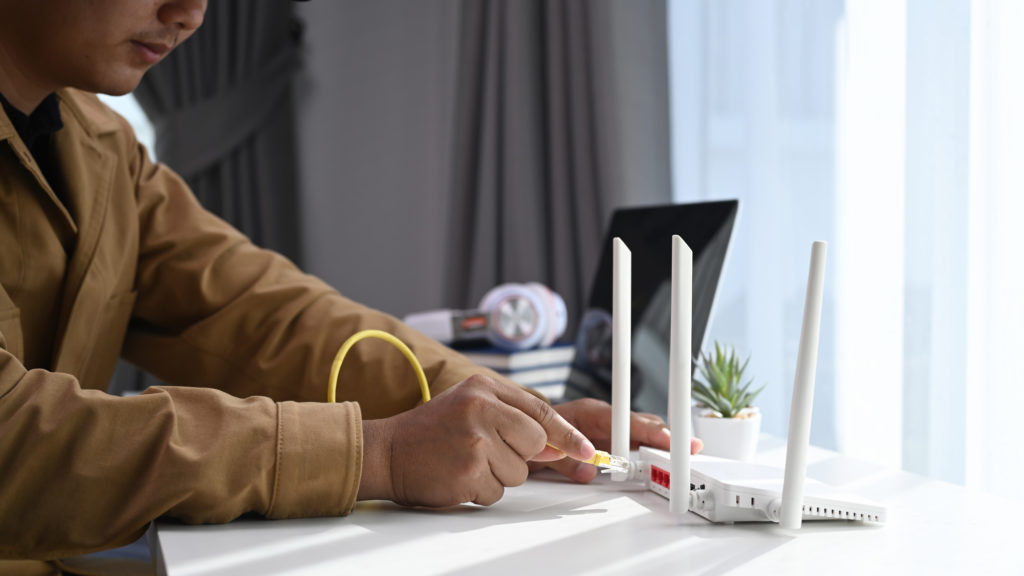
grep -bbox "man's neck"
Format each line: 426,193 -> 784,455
0,44 -> 54,115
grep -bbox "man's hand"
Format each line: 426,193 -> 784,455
357,375 -> 595,507
531,398 -> 704,483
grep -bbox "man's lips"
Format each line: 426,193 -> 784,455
132,40 -> 172,64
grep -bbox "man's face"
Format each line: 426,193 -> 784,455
1,0 -> 207,96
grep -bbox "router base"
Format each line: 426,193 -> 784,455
637,447 -> 886,524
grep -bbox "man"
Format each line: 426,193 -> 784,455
0,1 -> 700,573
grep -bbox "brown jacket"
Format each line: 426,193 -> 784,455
0,90 -> 501,567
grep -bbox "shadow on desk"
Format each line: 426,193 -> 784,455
155,472 -> 882,576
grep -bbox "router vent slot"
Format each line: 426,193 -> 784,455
800,505 -> 879,522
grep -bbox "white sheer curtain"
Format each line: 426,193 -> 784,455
966,0 -> 1024,500
669,0 -> 844,452
669,0 -> 1024,500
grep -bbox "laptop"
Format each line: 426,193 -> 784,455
563,200 -> 738,416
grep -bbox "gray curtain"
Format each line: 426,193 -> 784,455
447,0 -> 672,333
134,2 -> 302,262
110,2 -> 303,394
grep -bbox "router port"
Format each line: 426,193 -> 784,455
650,465 -> 670,488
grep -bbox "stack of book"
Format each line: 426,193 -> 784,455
460,343 -> 575,401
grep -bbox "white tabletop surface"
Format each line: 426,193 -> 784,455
152,435 -> 1024,575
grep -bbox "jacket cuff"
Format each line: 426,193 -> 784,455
266,401 -> 362,519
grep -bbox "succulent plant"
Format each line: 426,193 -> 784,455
692,341 -> 763,419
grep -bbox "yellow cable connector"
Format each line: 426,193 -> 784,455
583,450 -> 632,474
328,329 -> 626,473
544,443 -> 631,474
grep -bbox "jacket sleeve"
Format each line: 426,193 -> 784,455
0,351 -> 361,559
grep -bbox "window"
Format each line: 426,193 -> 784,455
669,0 -> 1024,501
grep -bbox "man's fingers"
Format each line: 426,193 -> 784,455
493,402 -> 548,460
491,381 -> 595,461
542,457 -> 599,484
473,476 -> 505,506
629,411 -> 671,450
691,437 -> 704,454
530,444 -> 566,462
489,442 -> 531,488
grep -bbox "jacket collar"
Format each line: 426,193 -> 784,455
0,98 -> 18,143
0,92 -> 63,147
0,89 -> 122,239
0,113 -> 12,142
0,87 -> 120,144
0,93 -> 77,235
55,88 -> 122,138
51,90 -> 120,362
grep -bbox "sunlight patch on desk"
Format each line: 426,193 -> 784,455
584,535 -> 774,576
158,520 -> 371,576
278,496 -> 649,575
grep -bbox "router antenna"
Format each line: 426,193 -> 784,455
779,241 -> 827,529
610,238 -> 632,481
668,235 -> 692,515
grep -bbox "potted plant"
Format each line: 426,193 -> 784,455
691,342 -> 764,461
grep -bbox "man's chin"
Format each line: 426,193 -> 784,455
80,71 -> 147,97
100,79 -> 144,97
99,86 -> 138,97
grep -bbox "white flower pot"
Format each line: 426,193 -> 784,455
691,406 -> 761,461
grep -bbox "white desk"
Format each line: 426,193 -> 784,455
152,436 -> 1024,575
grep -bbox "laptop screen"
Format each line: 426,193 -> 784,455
563,200 -> 738,416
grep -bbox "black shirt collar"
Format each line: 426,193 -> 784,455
0,91 -> 64,149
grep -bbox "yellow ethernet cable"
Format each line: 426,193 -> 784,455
327,329 -> 430,404
328,329 -> 626,473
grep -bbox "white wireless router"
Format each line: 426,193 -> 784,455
611,236 -> 886,527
